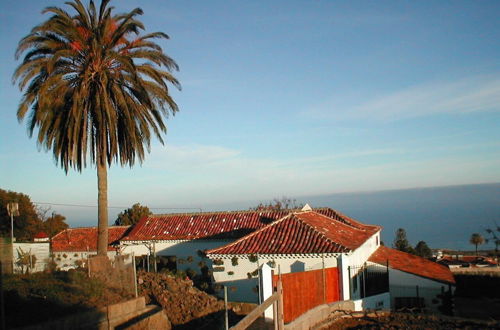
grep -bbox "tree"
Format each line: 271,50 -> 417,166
114,203 -> 151,226
14,0 -> 180,255
0,188 -> 43,241
36,206 -> 69,237
485,223 -> 500,259
393,228 -> 415,254
43,213 -> 69,237
414,241 -> 432,258
469,233 -> 485,256
251,196 -> 303,211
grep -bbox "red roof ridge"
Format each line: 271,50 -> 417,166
292,212 -> 352,252
150,208 -> 320,217
332,209 -> 381,231
297,210 -> 377,232
207,212 -> 295,255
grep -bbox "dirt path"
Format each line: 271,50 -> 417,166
323,312 -> 500,329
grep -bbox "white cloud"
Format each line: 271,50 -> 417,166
307,75 -> 500,122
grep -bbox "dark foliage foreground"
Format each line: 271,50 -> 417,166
2,269 -> 129,328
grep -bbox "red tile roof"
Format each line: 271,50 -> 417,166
34,232 -> 49,239
369,246 -> 455,284
441,255 -> 498,266
122,208 -> 378,241
206,211 -> 380,255
51,226 -> 130,252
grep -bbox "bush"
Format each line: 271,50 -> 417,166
213,259 -> 224,266
231,256 -> 239,266
186,269 -> 197,279
248,254 -> 258,263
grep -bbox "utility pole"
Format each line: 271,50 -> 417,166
7,202 -> 19,273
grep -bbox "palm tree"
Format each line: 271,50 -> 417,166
13,0 -> 180,255
469,233 -> 485,256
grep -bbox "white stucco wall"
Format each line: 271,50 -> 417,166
121,239 -> 233,273
53,250 -> 117,271
347,231 -> 381,267
208,254 -> 339,303
353,292 -> 391,311
12,242 -> 50,273
388,268 -> 454,312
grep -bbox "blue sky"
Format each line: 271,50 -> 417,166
1,1 -> 499,226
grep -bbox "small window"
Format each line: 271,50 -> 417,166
376,235 -> 379,246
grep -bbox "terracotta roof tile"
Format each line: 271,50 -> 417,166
369,246 -> 455,284
34,232 -> 49,239
122,207 -> 375,241
206,211 -> 379,255
51,226 -> 130,252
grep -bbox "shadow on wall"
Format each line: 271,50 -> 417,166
213,278 -> 260,304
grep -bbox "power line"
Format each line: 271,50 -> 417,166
33,201 -> 202,212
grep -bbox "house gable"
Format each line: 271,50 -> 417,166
206,211 -> 379,256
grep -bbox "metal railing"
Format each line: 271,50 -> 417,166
348,262 -> 389,299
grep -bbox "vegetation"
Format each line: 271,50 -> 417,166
0,189 -> 41,240
485,223 -> 500,258
250,196 -> 303,211
37,206 -> 69,237
393,228 -> 416,254
3,269 -> 128,328
114,203 -> 152,226
414,241 -> 432,258
470,233 -> 485,256
14,0 -> 180,255
0,188 -> 68,240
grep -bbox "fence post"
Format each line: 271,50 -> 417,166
362,263 -> 366,299
132,253 -> 138,298
348,266 -> 351,300
322,254 -> 326,304
277,279 -> 284,330
153,242 -> 157,273
224,286 -> 229,330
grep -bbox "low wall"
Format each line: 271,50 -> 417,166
16,297 -> 170,330
353,292 -> 391,311
284,300 -> 355,330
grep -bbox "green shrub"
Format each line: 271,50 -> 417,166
248,254 -> 258,263
231,256 -> 239,266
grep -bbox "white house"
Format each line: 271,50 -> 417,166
51,226 -> 129,270
116,206 -> 455,313
118,207 -> 343,274
205,210 -> 382,303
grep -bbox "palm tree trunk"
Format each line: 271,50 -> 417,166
97,159 -> 109,256
475,244 -> 478,256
